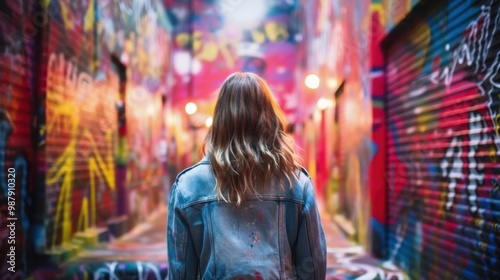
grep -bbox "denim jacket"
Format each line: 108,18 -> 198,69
167,155 -> 327,279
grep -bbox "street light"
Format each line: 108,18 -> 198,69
317,98 -> 334,110
205,117 -> 213,128
185,102 -> 197,115
305,74 -> 320,89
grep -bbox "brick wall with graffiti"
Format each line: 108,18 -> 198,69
0,0 -> 37,277
384,0 -> 500,278
38,0 -> 171,256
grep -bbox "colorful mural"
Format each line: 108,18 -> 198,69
98,0 -> 171,229
378,0 -> 419,32
368,0 -> 415,258
298,0 -> 373,251
125,89 -> 164,226
385,0 -> 500,278
45,52 -> 118,247
40,0 -> 172,258
0,0 -> 37,277
369,1 -> 388,258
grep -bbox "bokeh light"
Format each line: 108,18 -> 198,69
185,102 -> 197,115
317,98 -> 333,110
305,74 -> 320,89
205,117 -> 213,128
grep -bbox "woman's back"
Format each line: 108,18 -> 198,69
167,72 -> 326,279
167,155 -> 326,279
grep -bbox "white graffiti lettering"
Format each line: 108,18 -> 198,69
440,136 -> 463,211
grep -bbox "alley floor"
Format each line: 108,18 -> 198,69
41,206 -> 406,280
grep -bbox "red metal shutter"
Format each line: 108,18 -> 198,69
384,0 -> 500,279
44,3 -> 118,248
0,0 -> 37,275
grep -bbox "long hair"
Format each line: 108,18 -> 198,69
204,72 -> 301,205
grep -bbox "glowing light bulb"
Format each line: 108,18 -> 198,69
317,98 -> 333,110
185,102 -> 197,115
205,117 -> 213,128
305,74 -> 320,89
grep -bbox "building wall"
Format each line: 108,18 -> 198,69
369,2 -> 388,258
98,0 -> 172,229
39,0 -> 171,252
369,0 -> 416,258
385,0 -> 500,278
3,0 -> 171,274
299,0 -> 373,250
379,0 -> 419,31
0,0 -> 37,276
43,0 -> 110,248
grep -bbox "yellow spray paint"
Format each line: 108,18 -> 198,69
77,197 -> 89,232
48,102 -> 116,246
47,103 -> 79,247
84,0 -> 95,32
85,130 -> 115,227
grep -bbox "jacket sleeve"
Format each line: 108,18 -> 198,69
293,178 -> 327,279
167,182 -> 199,280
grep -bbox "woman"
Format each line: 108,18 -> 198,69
167,72 -> 326,279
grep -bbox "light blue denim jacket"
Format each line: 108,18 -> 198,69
167,155 -> 327,279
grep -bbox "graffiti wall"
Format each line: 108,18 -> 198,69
97,0 -> 171,231
369,0 -> 416,258
378,0 -> 418,31
43,0 -> 114,250
369,1 -> 388,259
385,0 -> 500,278
125,90 -> 165,226
298,0 -> 373,251
41,0 -> 171,251
0,0 -> 37,277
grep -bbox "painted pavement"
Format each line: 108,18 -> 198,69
34,207 -> 406,280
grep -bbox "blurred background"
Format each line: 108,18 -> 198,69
0,0 -> 499,279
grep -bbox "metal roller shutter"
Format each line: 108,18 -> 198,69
384,0 -> 500,279
0,0 -> 37,275
44,2 -> 118,248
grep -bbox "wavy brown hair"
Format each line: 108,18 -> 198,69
204,72 -> 301,205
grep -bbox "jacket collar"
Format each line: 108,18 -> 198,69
200,153 -> 210,163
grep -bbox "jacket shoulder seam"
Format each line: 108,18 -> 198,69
174,161 -> 210,183
180,196 -> 218,209
301,177 -> 312,212
180,196 -> 305,209
299,166 -> 311,179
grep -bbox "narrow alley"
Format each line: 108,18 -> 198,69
0,0 -> 499,279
